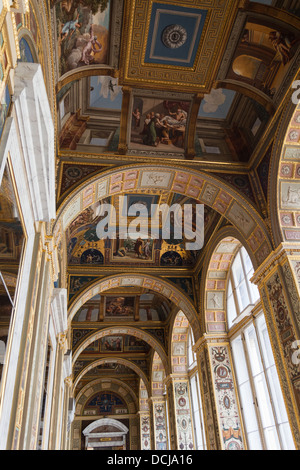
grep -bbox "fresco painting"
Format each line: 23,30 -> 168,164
130,97 -> 190,152
104,295 -> 135,319
90,75 -> 123,110
198,88 -> 236,120
55,0 -> 111,76
18,38 -> 35,63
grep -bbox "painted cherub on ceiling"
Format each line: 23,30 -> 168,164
54,0 -> 110,76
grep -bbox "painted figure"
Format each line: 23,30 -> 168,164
144,239 -> 151,259
132,108 -> 141,129
134,237 -> 144,258
269,31 -> 292,65
60,12 -> 81,40
81,25 -> 102,65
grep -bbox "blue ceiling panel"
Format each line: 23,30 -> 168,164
145,3 -> 207,67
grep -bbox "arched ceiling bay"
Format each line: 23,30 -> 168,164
48,0 -> 300,404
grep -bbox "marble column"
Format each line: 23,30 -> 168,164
48,332 -> 68,450
17,248 -> 52,450
7,233 -> 50,450
61,376 -> 73,450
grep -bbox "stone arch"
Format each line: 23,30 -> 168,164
271,99 -> 300,246
200,226 -> 256,334
169,310 -> 190,374
75,377 -> 138,416
56,67 -> 119,93
215,80 -> 275,115
73,357 -> 150,396
139,380 -> 149,412
72,325 -> 169,376
18,30 -> 39,64
83,418 -> 129,436
53,164 -> 273,268
151,351 -> 166,398
68,273 -> 200,340
82,418 -> 129,450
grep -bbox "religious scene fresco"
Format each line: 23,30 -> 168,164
130,97 -> 190,153
55,0 -> 111,76
66,193 -> 219,268
72,291 -> 172,323
79,335 -> 151,354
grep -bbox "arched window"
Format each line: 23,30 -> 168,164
227,246 -> 295,450
187,327 -> 206,450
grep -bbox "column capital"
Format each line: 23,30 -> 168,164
137,410 -> 150,416
64,375 -> 73,388
193,333 -> 229,353
147,396 -> 166,406
57,332 -> 68,354
164,374 -> 189,386
251,243 -> 300,286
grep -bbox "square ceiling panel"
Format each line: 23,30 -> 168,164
144,3 -> 207,67
120,0 -> 239,93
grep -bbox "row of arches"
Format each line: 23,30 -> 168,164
69,231 -> 296,450
52,47 -> 300,451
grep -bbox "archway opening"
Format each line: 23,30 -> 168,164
83,418 -> 129,450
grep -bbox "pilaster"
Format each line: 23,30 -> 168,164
251,244 -> 300,447
193,335 -> 246,450
148,396 -> 169,450
165,374 -> 195,451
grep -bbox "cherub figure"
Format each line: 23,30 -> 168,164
132,108 -> 141,129
81,25 -> 102,65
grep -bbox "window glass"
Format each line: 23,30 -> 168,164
227,279 -> 237,328
225,246 -> 294,450
190,375 -> 206,450
236,279 -> 250,311
241,246 -> 253,275
256,315 -> 295,449
231,335 -> 261,450
227,247 -> 294,450
232,252 -> 244,285
244,323 -> 263,376
187,329 -> 196,367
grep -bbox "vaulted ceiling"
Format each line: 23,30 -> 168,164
46,0 -> 300,398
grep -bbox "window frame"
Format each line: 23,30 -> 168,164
227,247 -> 260,328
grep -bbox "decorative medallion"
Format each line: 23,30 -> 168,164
223,395 -> 231,409
178,397 -> 186,407
216,365 -> 229,378
227,440 -> 241,450
161,24 -> 187,49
